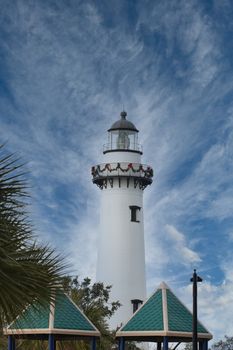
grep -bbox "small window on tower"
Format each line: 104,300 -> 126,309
129,206 -> 141,223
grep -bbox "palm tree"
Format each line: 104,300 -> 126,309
0,145 -> 66,327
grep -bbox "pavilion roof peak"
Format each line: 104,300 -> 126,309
4,289 -> 100,337
158,281 -> 170,290
116,281 -> 212,341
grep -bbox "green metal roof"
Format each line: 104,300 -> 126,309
54,292 -> 95,331
9,302 -> 50,330
122,289 -> 163,331
117,282 -> 212,340
5,290 -> 100,336
167,289 -> 207,333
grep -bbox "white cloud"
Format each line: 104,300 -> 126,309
166,224 -> 185,243
166,225 -> 201,264
228,232 -> 233,241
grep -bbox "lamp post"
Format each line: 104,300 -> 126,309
190,269 -> 202,350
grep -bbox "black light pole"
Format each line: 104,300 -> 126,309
190,269 -> 202,350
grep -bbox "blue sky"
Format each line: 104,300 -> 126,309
1,0 -> 233,341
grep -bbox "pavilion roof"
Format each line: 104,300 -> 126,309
116,282 -> 212,341
4,289 -> 100,337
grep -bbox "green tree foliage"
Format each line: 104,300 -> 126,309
63,277 -> 120,329
61,276 -> 121,349
183,343 -> 192,350
0,145 -> 66,328
212,336 -> 233,350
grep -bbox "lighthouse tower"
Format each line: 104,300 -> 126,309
91,111 -> 153,328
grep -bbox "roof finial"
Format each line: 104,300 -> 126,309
120,110 -> 127,119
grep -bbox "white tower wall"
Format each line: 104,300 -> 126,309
103,150 -> 141,163
97,180 -> 146,327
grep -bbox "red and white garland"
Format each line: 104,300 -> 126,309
91,163 -> 153,178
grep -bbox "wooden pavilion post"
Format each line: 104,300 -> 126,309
91,336 -> 96,350
203,340 -> 208,350
119,337 -> 125,350
49,334 -> 56,350
163,336 -> 168,350
157,342 -> 162,350
8,336 -> 15,350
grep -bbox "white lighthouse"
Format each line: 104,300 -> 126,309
92,111 -> 153,328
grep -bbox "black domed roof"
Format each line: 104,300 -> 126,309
108,111 -> 138,132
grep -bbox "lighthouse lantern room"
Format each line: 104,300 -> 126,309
92,111 -> 153,328
104,111 -> 141,153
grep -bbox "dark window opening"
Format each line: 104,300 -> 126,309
131,299 -> 143,313
129,205 -> 141,222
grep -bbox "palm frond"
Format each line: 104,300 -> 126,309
0,145 -> 67,326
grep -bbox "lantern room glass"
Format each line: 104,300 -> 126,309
108,129 -> 139,151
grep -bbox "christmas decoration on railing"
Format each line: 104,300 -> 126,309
91,163 -> 153,178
